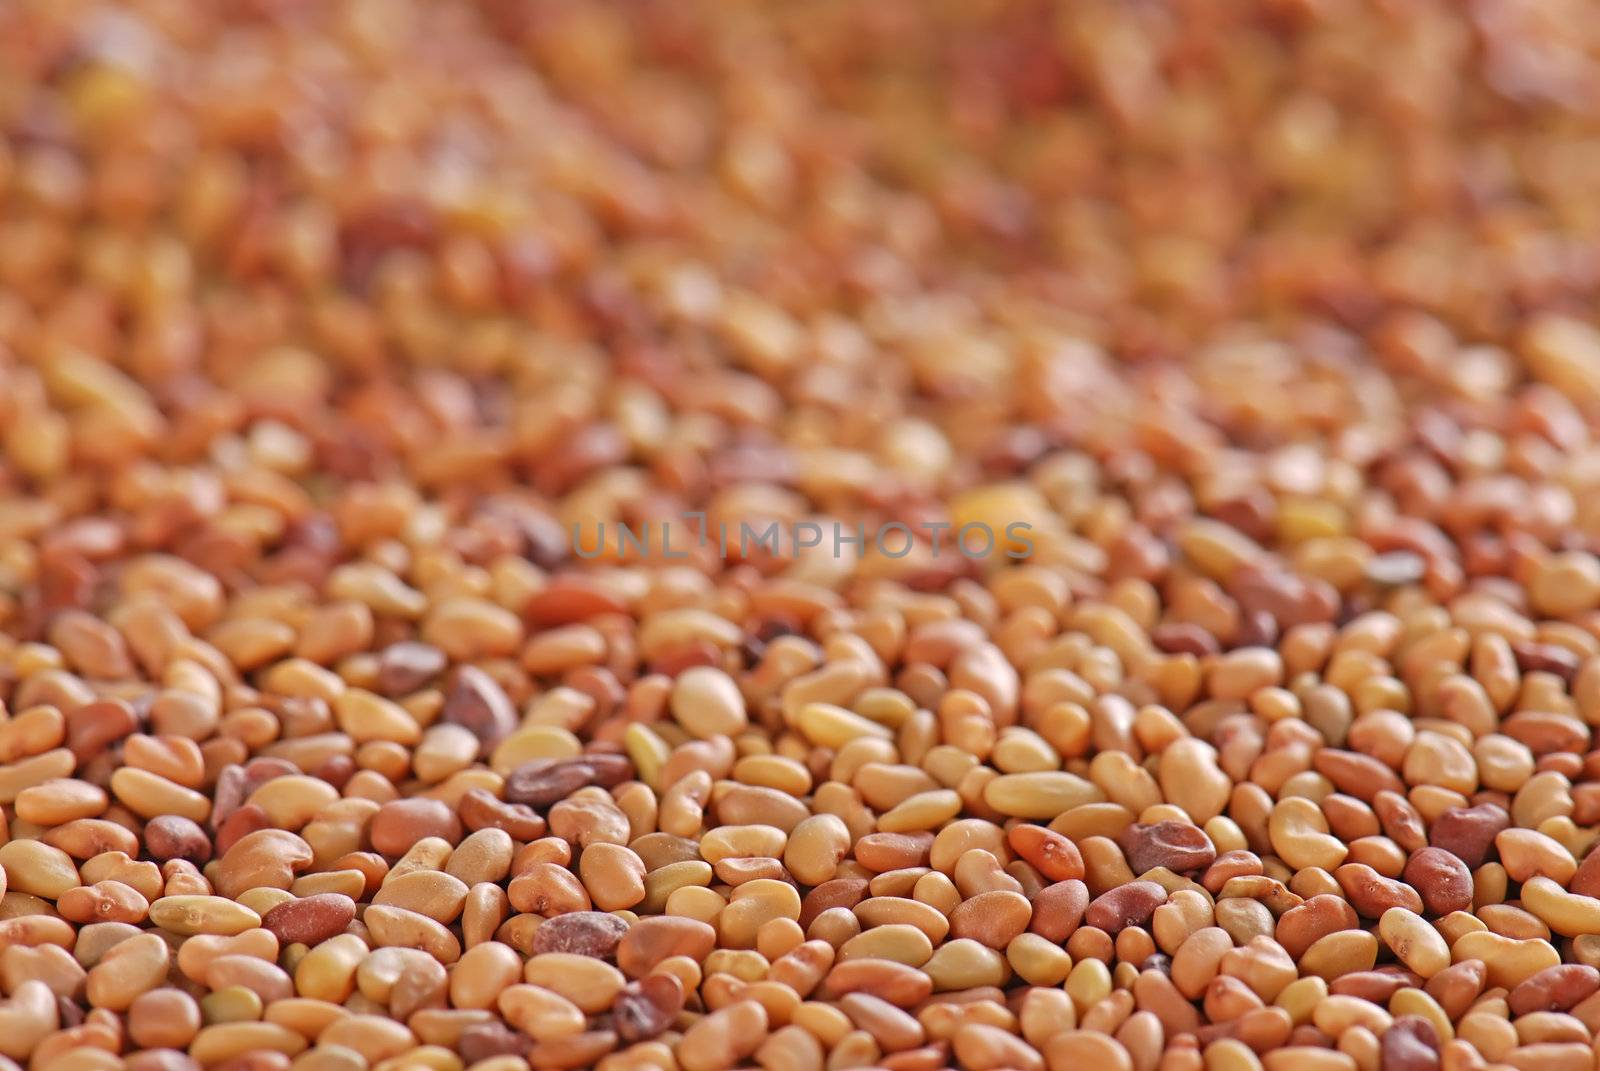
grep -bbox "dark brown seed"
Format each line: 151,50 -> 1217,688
1084,881 -> 1166,933
1429,803 -> 1509,869
1234,610 -> 1278,648
504,760 -> 601,808
312,753 -> 356,789
459,1022 -> 533,1064
1151,622 -> 1219,656
613,973 -> 685,1042
1380,1015 -> 1439,1071
144,815 -> 213,864
442,665 -> 520,751
1119,821 -> 1216,874
459,788 -> 547,839
261,893 -> 357,946
1401,847 -> 1473,916
504,755 -> 633,808
579,751 -> 635,786
376,641 -> 448,695
209,764 -> 248,831
1510,640 -> 1580,682
799,877 -> 870,929
531,911 -> 630,958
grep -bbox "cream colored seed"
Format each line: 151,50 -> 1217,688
149,895 -> 263,937
796,703 -> 892,748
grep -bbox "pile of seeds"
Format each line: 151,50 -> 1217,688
6,1 -> 1600,1070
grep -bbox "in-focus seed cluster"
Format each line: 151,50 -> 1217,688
4,1 -> 1600,1071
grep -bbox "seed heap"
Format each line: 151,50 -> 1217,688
4,1 -> 1600,1070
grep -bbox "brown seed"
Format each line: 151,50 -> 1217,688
854,832 -> 935,872
504,755 -> 634,808
440,665 -> 518,750
800,877 -> 870,929
1380,1015 -> 1439,1071
144,815 -> 213,864
1428,803 -> 1510,869
213,829 -> 313,899
1008,824 -> 1086,881
1,4 -> 1595,1069
369,798 -> 462,856
459,788 -> 548,840
1119,821 -> 1216,874
66,699 -> 140,761
1030,879 -> 1090,942
613,973 -> 684,1042
261,894 -> 356,946
507,861 -> 592,915
530,911 -> 630,958
1276,895 -> 1361,959
1569,845 -> 1600,897
1311,749 -> 1406,801
616,915 -> 717,977
458,1021 -> 533,1064
524,578 -> 628,627
1402,848 -> 1473,916
1085,881 -> 1167,933
528,1029 -> 619,1070
1334,863 -> 1424,918
949,890 -> 1032,948
377,641 -> 448,695
214,804 -> 272,856
1507,965 -> 1600,1016
1328,969 -> 1418,1002
1424,959 -> 1487,1020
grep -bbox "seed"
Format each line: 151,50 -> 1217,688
504,756 -> 634,808
669,667 -> 748,740
531,911 -> 631,959
613,974 -> 685,1042
1086,881 -> 1168,933
369,798 -> 461,857
1120,821 -> 1217,875
143,815 -> 213,864
440,666 -> 519,750
262,894 -> 357,946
